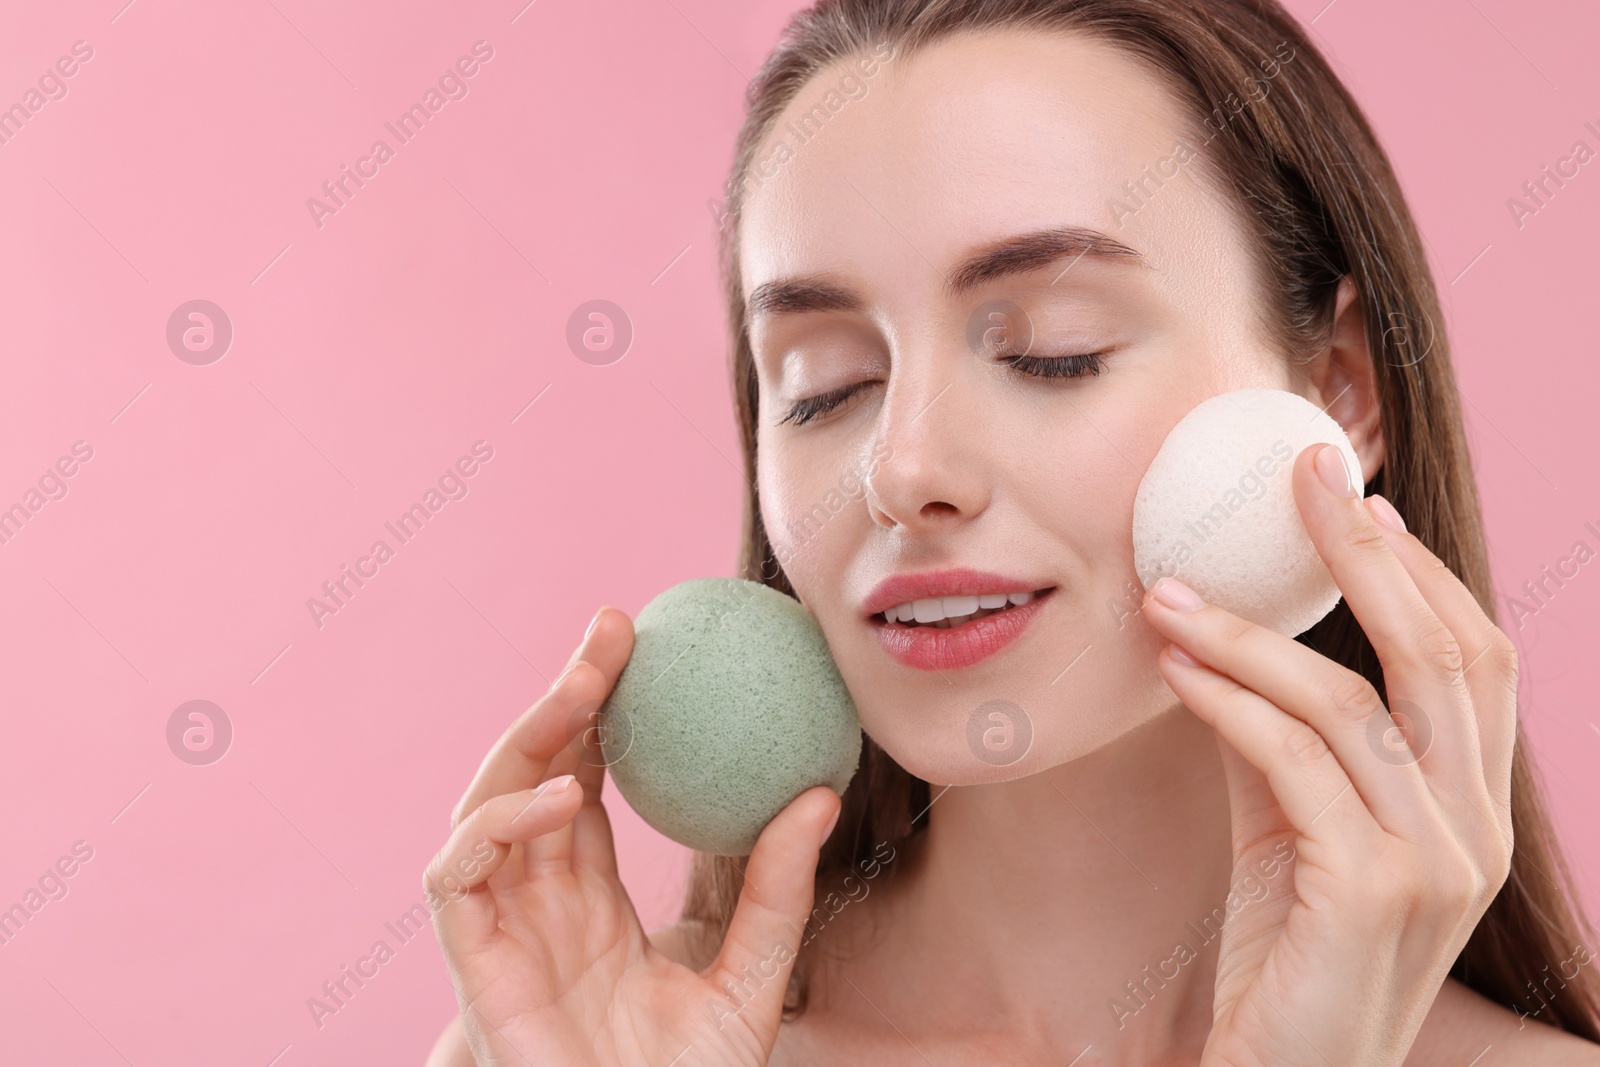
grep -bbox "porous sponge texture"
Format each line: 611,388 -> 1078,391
600,578 -> 862,856
1132,388 -> 1361,637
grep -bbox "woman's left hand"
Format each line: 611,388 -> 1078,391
1139,441 -> 1518,1067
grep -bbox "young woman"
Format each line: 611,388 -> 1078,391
425,1 -> 1600,1063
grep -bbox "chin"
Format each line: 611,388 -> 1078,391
856,669 -> 1176,788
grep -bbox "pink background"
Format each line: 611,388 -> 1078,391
0,0 -> 1595,1062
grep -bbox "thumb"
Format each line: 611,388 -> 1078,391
701,785 -> 840,1042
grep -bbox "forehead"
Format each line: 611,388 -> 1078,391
737,29 -> 1237,307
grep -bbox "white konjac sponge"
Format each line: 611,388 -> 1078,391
599,578 -> 861,856
1132,388 -> 1362,637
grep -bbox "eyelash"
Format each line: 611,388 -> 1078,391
996,350 -> 1107,381
779,351 -> 1108,427
780,384 -> 862,427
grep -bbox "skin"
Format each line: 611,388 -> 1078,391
423,29 -> 1600,1067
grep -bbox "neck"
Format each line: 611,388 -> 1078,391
812,705 -> 1237,1063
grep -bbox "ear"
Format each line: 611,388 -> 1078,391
1302,276 -> 1386,487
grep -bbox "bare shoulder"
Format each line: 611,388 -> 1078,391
1404,977 -> 1600,1066
648,918 -> 719,971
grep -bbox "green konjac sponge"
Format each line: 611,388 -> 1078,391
599,578 -> 862,856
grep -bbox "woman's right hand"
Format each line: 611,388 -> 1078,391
425,605 -> 842,1067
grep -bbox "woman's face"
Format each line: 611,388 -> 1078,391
740,29 -> 1301,784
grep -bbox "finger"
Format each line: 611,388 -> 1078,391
1294,445 -> 1483,782
553,633 -> 632,879
565,702 -> 623,879
1209,733 -> 1303,950
567,604 -> 636,687
427,776 -> 584,953
1362,494 -> 1519,807
451,607 -> 635,828
524,609 -> 637,873
1159,645 -> 1379,845
704,786 -> 840,1043
1142,583 -> 1433,835
1211,730 -> 1297,860
517,741 -> 596,876
513,673 -> 602,873
450,661 -> 592,830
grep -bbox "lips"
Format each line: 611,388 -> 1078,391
862,567 -> 1055,671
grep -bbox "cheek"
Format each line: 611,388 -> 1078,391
1021,396 -> 1159,546
757,438 -> 861,593
757,438 -> 806,556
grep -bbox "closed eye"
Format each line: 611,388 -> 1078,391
997,351 -> 1107,379
778,351 -> 1105,427
780,381 -> 874,426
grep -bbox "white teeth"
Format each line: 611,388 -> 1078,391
942,596 -> 979,617
884,590 -> 1044,625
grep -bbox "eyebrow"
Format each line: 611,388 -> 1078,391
745,225 -> 1151,320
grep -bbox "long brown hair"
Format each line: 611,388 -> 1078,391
683,0 -> 1600,1037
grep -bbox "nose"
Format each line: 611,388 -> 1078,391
862,367 -> 992,533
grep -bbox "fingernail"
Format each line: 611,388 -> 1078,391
820,806 -> 841,846
535,774 -> 575,798
1168,643 -> 1201,667
551,660 -> 582,692
584,607 -> 607,641
1368,494 -> 1407,533
1315,443 -> 1359,498
1151,576 -> 1205,612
